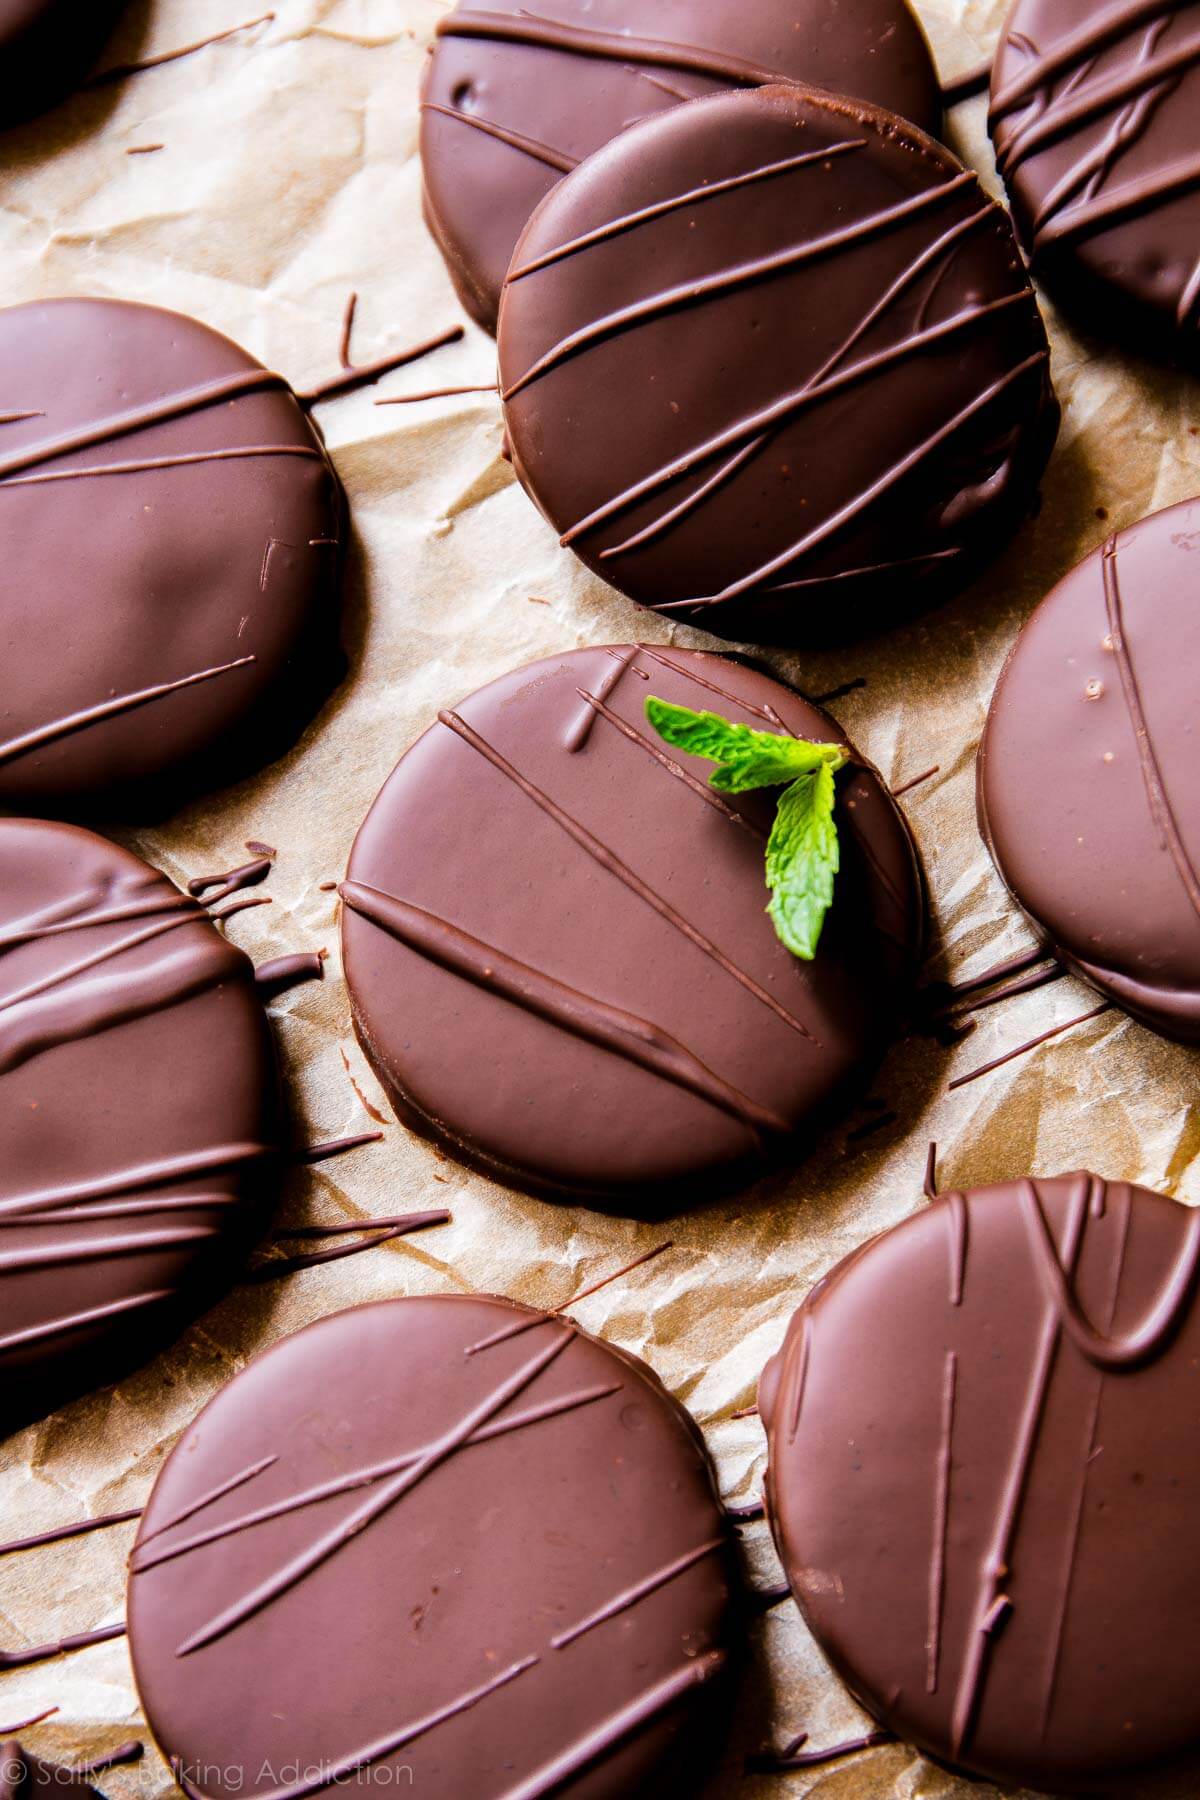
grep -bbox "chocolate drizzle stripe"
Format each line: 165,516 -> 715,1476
1,909 -> 207,1015
184,1658 -> 541,1800
75,1743 -> 145,1778
558,204 -> 1000,547
0,369 -> 288,482
1019,1177 -> 1200,1368
946,1191 -> 969,1304
563,646 -> 638,752
990,0 -> 1181,116
0,1622 -> 127,1672
0,893 -> 195,950
0,445 -> 323,487
0,657 -> 256,768
255,952 -> 324,999
764,549 -> 959,593
420,101 -> 578,174
298,327 -> 465,407
0,1224 -> 218,1274
551,1537 -> 725,1648
926,1349 -> 957,1693
634,646 -> 781,723
1176,251 -> 1200,327
243,1214 -> 446,1283
601,434 -> 768,561
0,1287 -> 173,1353
132,1379 -> 622,1576
492,1652 -> 727,1800
999,29 -> 1200,172
503,173 -> 978,399
0,1143 -> 272,1223
174,1329 -> 577,1656
0,1192 -> 234,1226
1036,150 -> 1200,247
947,1001 -> 1111,1089
576,688 -> 765,838
135,1454 -> 280,1550
435,8 -> 783,86
0,1509 -> 141,1557
950,1177 -> 1091,1758
189,857 -> 273,900
508,141 -> 868,282
340,880 -> 788,1138
1038,1185 -> 1130,1734
1102,537 -> 1200,918
0,936 -> 248,1081
1020,20 -> 1174,239
783,1308 -> 812,1446
664,342 -> 1048,610
438,708 -> 817,1043
89,12 -> 276,85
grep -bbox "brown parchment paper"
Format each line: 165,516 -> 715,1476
1,2 -> 1199,1795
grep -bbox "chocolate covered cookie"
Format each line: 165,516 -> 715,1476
978,498 -> 1200,1042
498,85 -> 1058,645
759,1171 -> 1200,1791
0,819 -> 279,1435
0,298 -> 344,816
421,0 -> 942,332
990,0 -> 1200,358
0,1 -> 124,126
128,1293 -> 735,1799
340,646 -> 923,1210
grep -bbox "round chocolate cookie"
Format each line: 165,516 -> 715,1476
340,646 -> 924,1210
128,1293 -> 735,1800
759,1171 -> 1200,1791
978,498 -> 1200,1043
990,0 -> 1200,359
0,298 -> 344,816
497,85 -> 1059,645
0,1 -> 125,126
0,819 -> 280,1436
421,0 -> 942,333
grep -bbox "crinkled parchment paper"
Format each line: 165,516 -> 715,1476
1,2 -> 1198,1796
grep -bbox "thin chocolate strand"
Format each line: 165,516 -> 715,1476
746,1729 -> 894,1773
420,102 -> 578,173
74,1742 -> 145,1778
435,8 -> 782,84
298,326 -> 464,407
89,12 -> 275,84
948,1002 -> 1111,1090
0,1622 -> 126,1672
243,1213 -> 450,1284
254,953 -> 324,999
295,1132 -> 384,1165
0,659 -> 255,768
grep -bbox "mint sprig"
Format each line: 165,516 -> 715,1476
645,696 -> 848,961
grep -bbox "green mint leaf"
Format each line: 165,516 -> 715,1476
644,695 -> 845,793
645,693 -> 847,961
766,762 -> 840,960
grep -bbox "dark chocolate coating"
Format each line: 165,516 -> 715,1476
990,0 -> 1200,359
0,819 -> 280,1436
0,1744 -> 101,1800
759,1172 -> 1200,1791
978,497 -> 1200,1043
0,298 -> 344,816
0,1 -> 124,126
340,646 -> 924,1210
420,0 -> 942,332
497,85 -> 1059,645
128,1293 -> 735,1800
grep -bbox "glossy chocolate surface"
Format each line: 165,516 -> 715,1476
0,819 -> 279,1435
0,298 -> 344,815
990,0 -> 1200,358
420,0 -> 942,331
128,1293 -> 735,1800
979,498 -> 1200,1042
760,1172 -> 1200,1789
340,646 -> 924,1209
497,85 -> 1058,644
